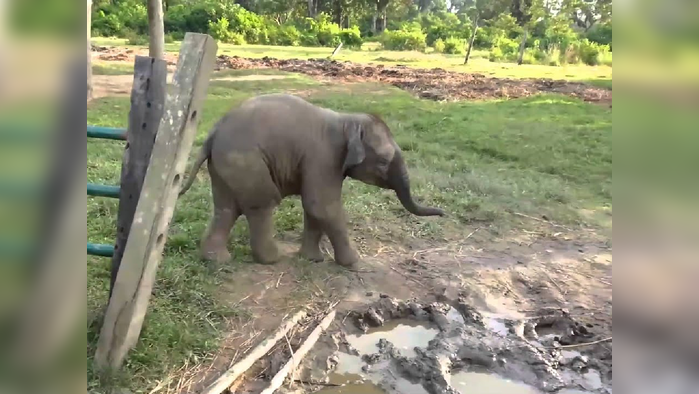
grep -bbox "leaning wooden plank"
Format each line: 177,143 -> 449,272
259,309 -> 337,394
94,32 -> 217,370
202,310 -> 308,394
109,55 -> 167,298
12,58 -> 87,379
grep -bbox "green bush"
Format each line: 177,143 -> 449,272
489,36 -> 519,62
380,29 -> 427,51
489,47 -> 504,62
339,26 -> 363,49
586,22 -> 612,49
124,30 -> 148,45
269,24 -> 301,46
578,39 -> 610,66
164,33 -> 176,44
443,37 -> 465,54
433,38 -> 446,53
208,18 -> 246,44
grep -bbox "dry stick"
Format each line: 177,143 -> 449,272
389,266 -> 426,288
513,212 -> 572,231
201,310 -> 307,394
260,309 -> 337,394
545,337 -> 612,349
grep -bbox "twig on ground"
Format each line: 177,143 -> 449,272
276,272 -> 285,288
465,227 -> 480,240
390,266 -> 426,288
546,337 -> 612,349
513,212 -> 572,231
283,332 -> 296,389
260,309 -> 337,394
293,379 -> 341,387
201,310 -> 307,394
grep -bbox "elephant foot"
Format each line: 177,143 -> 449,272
300,246 -> 325,262
200,247 -> 231,264
333,249 -> 360,269
252,243 -> 281,265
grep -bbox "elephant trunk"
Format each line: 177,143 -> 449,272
388,152 -> 445,217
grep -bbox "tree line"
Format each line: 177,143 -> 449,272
91,0 -> 612,66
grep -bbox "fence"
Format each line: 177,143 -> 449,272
87,125 -> 127,257
3,32 -> 217,371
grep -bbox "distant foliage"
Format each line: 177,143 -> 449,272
380,26 -> 427,51
443,37 -> 465,54
89,0 -> 611,66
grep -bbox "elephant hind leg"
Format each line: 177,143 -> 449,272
300,211 -> 324,262
245,206 -> 281,265
201,166 -> 240,264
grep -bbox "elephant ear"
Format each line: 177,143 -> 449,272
342,123 -> 366,174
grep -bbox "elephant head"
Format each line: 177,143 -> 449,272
342,114 -> 445,217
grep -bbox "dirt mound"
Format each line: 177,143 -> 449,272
215,55 -> 612,104
92,46 -> 611,104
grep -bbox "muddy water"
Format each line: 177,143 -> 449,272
345,319 -> 438,358
450,371 -> 541,394
317,319 -> 437,394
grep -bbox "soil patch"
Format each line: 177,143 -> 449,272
91,46 -> 611,104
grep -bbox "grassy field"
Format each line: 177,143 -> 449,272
92,37 -> 612,83
87,68 -> 611,390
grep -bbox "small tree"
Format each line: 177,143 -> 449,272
464,0 -> 509,64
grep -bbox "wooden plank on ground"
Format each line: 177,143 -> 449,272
94,32 -> 217,370
109,55 -> 167,297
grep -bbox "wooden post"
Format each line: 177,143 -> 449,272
329,42 -> 343,58
109,56 -> 167,298
94,33 -> 217,370
147,0 -> 165,59
13,57 -> 87,376
87,0 -> 92,100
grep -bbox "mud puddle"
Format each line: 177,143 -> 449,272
450,370 -> 540,394
296,296 -> 612,394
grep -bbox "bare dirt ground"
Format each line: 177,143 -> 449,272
169,227 -> 612,394
91,45 -> 612,105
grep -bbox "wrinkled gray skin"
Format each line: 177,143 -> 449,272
179,94 -> 444,268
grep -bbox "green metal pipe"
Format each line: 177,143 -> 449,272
87,125 -> 127,141
87,183 -> 120,198
88,243 -> 114,257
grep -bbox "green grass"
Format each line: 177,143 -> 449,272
87,73 -> 611,391
91,37 -> 612,83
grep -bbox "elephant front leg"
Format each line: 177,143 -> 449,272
246,206 -> 281,265
302,198 -> 359,268
300,211 -> 324,262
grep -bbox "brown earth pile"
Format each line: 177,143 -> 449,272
92,46 -> 611,103
216,55 -> 612,103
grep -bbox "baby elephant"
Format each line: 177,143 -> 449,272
179,94 -> 444,268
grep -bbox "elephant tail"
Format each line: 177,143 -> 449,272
178,132 -> 214,197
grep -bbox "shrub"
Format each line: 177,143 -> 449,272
164,33 -> 176,44
586,22 -> 612,49
489,47 -> 504,62
489,36 -> 519,61
124,29 -> 148,45
433,38 -> 446,53
208,18 -> 246,44
269,24 -> 301,46
380,29 -> 427,51
443,37 -> 465,54
339,26 -> 363,49
578,39 -> 610,66
92,11 -> 122,37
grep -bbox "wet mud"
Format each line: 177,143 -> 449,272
295,296 -> 612,394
